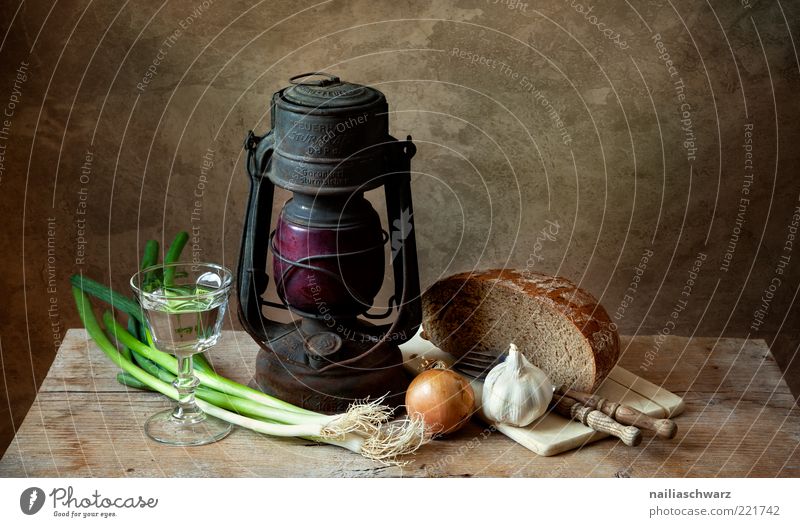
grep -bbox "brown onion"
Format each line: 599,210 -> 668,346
405,369 -> 475,436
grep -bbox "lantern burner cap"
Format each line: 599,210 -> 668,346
281,71 -> 384,110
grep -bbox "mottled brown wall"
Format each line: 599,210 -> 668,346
1,0 -> 799,455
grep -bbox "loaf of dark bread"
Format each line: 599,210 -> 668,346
421,269 -> 619,392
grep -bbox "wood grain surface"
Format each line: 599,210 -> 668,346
399,330 -> 684,455
1,329 -> 798,477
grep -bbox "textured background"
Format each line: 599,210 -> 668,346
1,0 -> 799,456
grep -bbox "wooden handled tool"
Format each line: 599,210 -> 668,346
552,396 -> 642,447
558,387 -> 678,439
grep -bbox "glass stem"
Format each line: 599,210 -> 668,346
172,354 -> 202,421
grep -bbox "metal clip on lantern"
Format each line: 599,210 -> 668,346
237,72 -> 421,413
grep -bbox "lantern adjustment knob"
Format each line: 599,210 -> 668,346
304,332 -> 343,369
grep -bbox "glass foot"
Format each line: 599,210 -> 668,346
145,408 -> 232,446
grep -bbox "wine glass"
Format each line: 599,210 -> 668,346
130,262 -> 233,446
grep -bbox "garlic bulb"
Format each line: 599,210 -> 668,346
482,343 -> 554,427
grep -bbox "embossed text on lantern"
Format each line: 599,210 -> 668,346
237,72 -> 421,413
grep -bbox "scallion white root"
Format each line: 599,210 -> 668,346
327,396 -> 393,436
360,414 -> 432,464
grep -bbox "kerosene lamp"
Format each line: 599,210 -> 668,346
237,72 -> 421,413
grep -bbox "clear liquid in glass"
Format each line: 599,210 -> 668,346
131,262 -> 234,446
140,290 -> 227,357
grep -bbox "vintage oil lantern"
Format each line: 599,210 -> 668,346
237,72 -> 421,413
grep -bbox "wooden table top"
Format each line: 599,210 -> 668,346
1,329 -> 798,477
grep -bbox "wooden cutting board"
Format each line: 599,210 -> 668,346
399,329 -> 685,456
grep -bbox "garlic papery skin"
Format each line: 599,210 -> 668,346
481,343 -> 554,427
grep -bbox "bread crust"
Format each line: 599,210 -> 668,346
422,269 -> 620,391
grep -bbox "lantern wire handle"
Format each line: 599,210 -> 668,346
288,72 -> 340,86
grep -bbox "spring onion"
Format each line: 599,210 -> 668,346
73,286 -> 430,463
75,287 -> 373,438
120,343 -> 343,429
104,312 -> 319,416
70,274 -> 143,323
117,372 -> 149,390
163,231 -> 189,286
139,239 -> 160,287
141,239 -> 159,269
